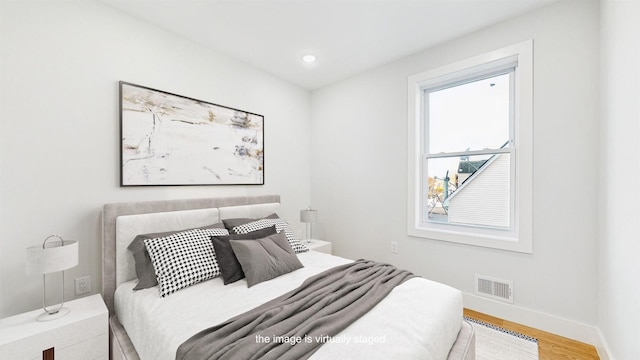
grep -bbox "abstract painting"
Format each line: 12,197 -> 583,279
120,82 -> 264,186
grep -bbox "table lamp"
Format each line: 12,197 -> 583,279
26,235 -> 78,321
300,206 -> 318,244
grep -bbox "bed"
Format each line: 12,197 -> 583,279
102,195 -> 475,360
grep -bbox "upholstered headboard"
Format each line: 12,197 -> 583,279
101,195 -> 280,315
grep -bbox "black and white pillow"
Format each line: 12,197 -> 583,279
144,228 -> 228,297
127,223 -> 226,291
232,219 -> 308,254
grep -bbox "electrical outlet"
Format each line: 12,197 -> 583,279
75,276 -> 91,295
391,242 -> 398,254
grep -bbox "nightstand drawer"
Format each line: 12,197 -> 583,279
1,316 -> 107,359
57,333 -> 108,360
0,295 -> 108,360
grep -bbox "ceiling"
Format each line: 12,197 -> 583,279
101,0 -> 556,90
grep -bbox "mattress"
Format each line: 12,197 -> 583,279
115,251 -> 463,360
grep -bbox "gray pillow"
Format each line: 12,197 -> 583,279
230,232 -> 303,287
127,223 -> 227,290
211,226 -> 278,285
232,218 -> 308,254
222,213 -> 279,232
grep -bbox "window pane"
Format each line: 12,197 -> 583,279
428,73 -> 510,154
425,153 -> 511,228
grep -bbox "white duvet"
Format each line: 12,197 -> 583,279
115,251 -> 462,360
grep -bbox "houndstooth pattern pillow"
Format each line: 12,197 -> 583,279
144,228 -> 229,297
232,219 -> 309,253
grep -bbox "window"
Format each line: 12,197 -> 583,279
407,40 -> 533,253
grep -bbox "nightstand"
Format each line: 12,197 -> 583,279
0,294 -> 108,360
305,239 -> 332,254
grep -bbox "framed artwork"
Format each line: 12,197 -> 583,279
119,82 -> 264,186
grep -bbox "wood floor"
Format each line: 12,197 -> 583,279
464,308 -> 600,360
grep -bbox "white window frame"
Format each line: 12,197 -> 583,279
407,40 -> 533,253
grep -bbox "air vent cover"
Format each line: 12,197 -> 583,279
475,274 -> 513,303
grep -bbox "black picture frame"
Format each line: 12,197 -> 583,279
119,81 -> 264,186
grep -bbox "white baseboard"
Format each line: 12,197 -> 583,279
594,327 -> 614,360
463,292 -> 611,360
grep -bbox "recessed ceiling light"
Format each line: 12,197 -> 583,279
302,54 -> 317,63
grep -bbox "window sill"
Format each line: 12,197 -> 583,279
408,225 -> 532,253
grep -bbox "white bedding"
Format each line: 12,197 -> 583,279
115,251 -> 462,360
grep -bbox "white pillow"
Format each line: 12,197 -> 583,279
232,219 -> 309,254
144,228 -> 228,297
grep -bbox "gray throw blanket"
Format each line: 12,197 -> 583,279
176,259 -> 415,360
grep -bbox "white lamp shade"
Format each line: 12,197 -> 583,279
26,240 -> 78,274
300,209 -> 318,223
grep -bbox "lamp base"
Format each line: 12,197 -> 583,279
36,307 -> 70,322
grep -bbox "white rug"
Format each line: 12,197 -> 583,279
465,317 -> 539,360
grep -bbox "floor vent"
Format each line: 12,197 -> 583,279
475,275 -> 513,303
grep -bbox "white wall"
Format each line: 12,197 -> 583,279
3,1 -> 637,357
0,1 -> 311,318
311,0 -> 601,343
599,0 -> 640,358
